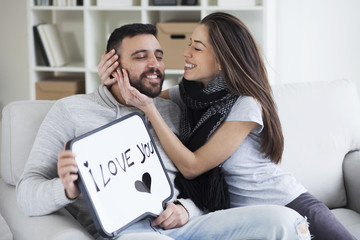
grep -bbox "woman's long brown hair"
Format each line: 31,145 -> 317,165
201,12 -> 284,164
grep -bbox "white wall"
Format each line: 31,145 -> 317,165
0,0 -> 30,110
276,0 -> 360,92
0,0 -> 29,161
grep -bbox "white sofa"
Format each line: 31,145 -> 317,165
1,79 -> 360,239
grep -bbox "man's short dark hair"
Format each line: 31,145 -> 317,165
106,23 -> 157,53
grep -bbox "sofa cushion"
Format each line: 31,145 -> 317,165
0,212 -> 12,240
273,79 -> 360,208
1,100 -> 54,186
331,208 -> 360,238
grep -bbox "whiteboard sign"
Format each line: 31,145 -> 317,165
66,113 -> 173,237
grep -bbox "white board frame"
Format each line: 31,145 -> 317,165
66,113 -> 173,237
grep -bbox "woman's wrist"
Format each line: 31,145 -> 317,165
142,101 -> 157,118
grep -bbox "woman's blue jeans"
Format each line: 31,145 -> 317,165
114,205 -> 310,240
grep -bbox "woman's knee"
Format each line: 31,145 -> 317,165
256,205 -> 311,240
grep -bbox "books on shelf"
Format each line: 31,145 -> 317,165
33,23 -> 69,67
33,25 -> 50,66
35,0 -> 83,6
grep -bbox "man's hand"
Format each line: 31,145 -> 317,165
97,49 -> 119,87
57,150 -> 80,200
152,202 -> 189,230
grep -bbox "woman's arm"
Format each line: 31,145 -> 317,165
144,102 -> 258,178
115,69 -> 259,179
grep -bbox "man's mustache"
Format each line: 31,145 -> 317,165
140,68 -> 164,80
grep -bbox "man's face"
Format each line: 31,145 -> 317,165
118,34 -> 165,98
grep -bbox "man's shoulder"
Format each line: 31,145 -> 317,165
155,97 -> 180,114
54,93 -> 95,107
155,97 -> 181,133
50,93 -> 97,115
155,97 -> 179,108
58,92 -> 94,103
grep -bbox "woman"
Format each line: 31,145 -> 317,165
99,12 -> 355,240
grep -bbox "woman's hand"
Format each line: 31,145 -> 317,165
114,68 -> 154,112
152,202 -> 189,229
97,49 -> 119,87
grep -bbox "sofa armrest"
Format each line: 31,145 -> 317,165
343,150 -> 360,214
0,180 -> 93,240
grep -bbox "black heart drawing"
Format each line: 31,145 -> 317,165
135,172 -> 152,194
83,161 -> 89,168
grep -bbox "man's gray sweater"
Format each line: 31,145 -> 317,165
16,85 -> 201,237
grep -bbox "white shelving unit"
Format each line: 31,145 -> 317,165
27,0 -> 276,100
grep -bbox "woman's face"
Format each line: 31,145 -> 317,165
183,24 -> 221,86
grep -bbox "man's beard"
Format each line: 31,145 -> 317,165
129,69 -> 164,98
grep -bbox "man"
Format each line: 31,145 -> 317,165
17,23 -> 308,239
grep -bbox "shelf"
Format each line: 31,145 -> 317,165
34,62 -> 86,72
31,6 -> 84,11
87,6 -> 142,11
205,5 -> 263,11
28,0 -> 275,99
166,69 -> 185,75
31,5 -> 263,12
146,6 -> 202,11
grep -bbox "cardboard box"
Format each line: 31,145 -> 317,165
157,22 -> 198,69
36,77 -> 85,100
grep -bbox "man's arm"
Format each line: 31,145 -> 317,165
16,101 -> 77,216
152,202 -> 189,229
57,150 -> 80,200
